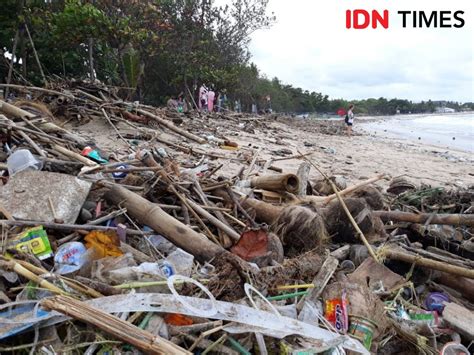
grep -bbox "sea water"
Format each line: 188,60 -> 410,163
360,113 -> 474,152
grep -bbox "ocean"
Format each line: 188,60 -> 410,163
359,113 -> 474,152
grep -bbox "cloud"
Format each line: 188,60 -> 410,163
248,0 -> 474,102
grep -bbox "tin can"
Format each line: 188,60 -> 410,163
348,315 -> 377,350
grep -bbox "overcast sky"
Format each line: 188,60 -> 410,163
247,0 -> 473,102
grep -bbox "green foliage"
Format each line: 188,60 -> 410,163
1,0 -> 468,113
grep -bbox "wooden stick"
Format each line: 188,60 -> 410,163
186,197 -> 241,241
41,295 -> 190,354
101,108 -> 130,147
25,24 -> 47,85
0,84 -> 79,101
0,115 -> 46,157
0,120 -> 68,143
374,211 -> 474,227
5,30 -> 19,98
52,144 -> 98,167
6,262 -> 68,295
304,174 -> 386,205
384,249 -> 474,279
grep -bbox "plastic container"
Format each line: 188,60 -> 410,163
166,248 -> 194,277
348,315 -> 377,350
7,149 -> 43,176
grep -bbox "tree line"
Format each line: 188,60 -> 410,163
1,0 -> 472,115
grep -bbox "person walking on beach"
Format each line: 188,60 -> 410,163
345,104 -> 355,137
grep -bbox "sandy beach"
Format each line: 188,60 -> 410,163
73,114 -> 474,191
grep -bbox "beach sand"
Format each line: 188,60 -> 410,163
69,115 -> 473,191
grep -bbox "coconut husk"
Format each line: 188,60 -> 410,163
323,198 -> 387,244
13,100 -> 54,119
387,176 -> 416,195
272,205 -> 329,257
350,185 -> 385,210
312,175 -> 347,196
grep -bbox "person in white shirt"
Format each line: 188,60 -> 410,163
345,104 -> 355,137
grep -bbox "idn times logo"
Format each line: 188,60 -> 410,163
346,10 -> 465,29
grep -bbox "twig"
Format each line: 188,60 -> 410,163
101,108 -> 131,147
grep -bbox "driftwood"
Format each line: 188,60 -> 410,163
374,211 -> 474,227
105,185 -> 225,262
250,173 -> 299,193
296,162 -> 311,197
41,295 -> 190,355
383,248 -> 474,279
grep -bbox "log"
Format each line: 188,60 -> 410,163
296,162 -> 311,197
250,173 -> 299,194
0,99 -> 36,119
134,107 -> 206,144
241,198 -> 283,224
105,185 -> 225,262
374,211 -> 474,227
41,295 -> 190,354
383,249 -> 474,279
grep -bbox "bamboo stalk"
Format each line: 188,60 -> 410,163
374,211 -> 474,227
41,295 -> 190,354
8,262 -> 68,295
383,249 -> 474,279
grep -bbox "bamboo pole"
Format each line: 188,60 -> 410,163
249,173 -> 300,193
374,211 -> 474,227
41,295 -> 190,354
384,249 -> 474,279
105,185 -> 225,262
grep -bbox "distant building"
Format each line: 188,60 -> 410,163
435,107 -> 456,113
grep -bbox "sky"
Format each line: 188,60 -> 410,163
246,0 -> 474,102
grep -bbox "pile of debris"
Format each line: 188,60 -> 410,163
0,82 -> 473,354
